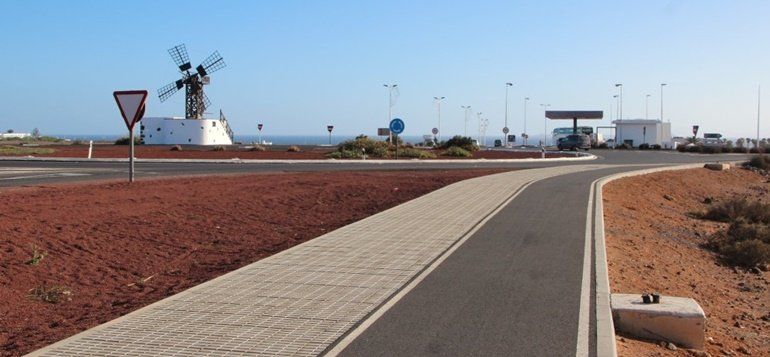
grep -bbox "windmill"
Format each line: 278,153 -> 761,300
157,44 -> 226,119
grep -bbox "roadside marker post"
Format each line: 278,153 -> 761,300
389,118 -> 405,160
113,90 -> 148,183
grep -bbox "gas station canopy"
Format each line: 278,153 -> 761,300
545,110 -> 603,135
545,111 -> 603,120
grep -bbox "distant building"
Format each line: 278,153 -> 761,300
140,117 -> 233,145
0,132 -> 32,139
612,119 -> 672,148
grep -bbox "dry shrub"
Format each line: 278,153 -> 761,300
287,145 -> 302,152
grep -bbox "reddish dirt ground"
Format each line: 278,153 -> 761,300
0,169 -> 510,356
0,144 -> 569,160
604,167 -> 769,356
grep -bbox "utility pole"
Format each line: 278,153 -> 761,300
505,82 -> 513,143
660,83 -> 667,122
384,84 -> 397,142
758,85 -> 762,147
434,96 -> 445,142
645,94 -> 651,119
615,83 -> 623,120
524,97 -> 530,146
477,112 -> 483,142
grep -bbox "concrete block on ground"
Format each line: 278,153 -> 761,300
611,293 -> 706,349
704,163 -> 730,171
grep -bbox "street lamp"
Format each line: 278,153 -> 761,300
461,105 -> 471,136
660,83 -> 667,122
524,97 -> 530,146
540,103 -> 551,146
476,112 -> 483,141
433,96 -> 445,142
505,82 -> 513,136
645,94 -> 651,119
615,83 -> 623,120
384,84 -> 397,142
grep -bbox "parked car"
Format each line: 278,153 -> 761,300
557,134 -> 591,151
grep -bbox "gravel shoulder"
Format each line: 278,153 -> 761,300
604,167 -> 770,356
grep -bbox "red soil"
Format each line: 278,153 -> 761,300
0,169 -> 509,356
604,168 -> 770,356
1,144 -> 569,160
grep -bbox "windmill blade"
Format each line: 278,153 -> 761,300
168,44 -> 192,72
158,81 -> 181,102
196,51 -> 226,77
201,92 -> 212,112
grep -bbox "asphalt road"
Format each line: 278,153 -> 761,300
0,150 -> 748,187
336,166 -> 645,357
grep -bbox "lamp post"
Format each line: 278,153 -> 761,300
524,97 -> 530,146
615,83 -> 623,120
660,83 -> 667,122
645,94 -> 651,119
461,105 -> 471,136
434,96 -> 445,142
505,82 -> 513,142
384,84 -> 397,142
476,112 -> 483,142
540,103 -> 551,146
613,95 -> 620,120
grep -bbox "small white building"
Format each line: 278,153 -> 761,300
0,132 -> 32,139
613,119 -> 672,148
140,117 -> 233,145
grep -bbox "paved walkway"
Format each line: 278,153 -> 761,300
33,165 -> 608,356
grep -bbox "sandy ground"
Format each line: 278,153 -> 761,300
0,169 -> 509,356
0,144 -> 569,160
604,167 -> 770,356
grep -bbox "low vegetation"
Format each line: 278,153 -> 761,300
26,247 -> 46,266
745,155 -> 770,170
443,146 -> 472,158
397,147 -> 437,159
328,135 -> 435,159
250,144 -> 267,152
440,136 -> 478,152
210,145 -> 226,151
699,198 -> 770,267
0,146 -> 55,155
114,137 -> 141,145
28,285 -> 72,304
287,145 -> 302,152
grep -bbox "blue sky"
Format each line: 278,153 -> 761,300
0,0 -> 768,139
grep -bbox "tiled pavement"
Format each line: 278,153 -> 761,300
32,165 -> 607,356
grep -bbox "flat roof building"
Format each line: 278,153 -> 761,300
612,119 -> 672,148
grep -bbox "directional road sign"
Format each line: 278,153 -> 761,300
502,126 -> 509,134
389,118 -> 405,134
432,127 -> 438,135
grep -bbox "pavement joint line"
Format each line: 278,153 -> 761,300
590,161 -> 737,357
30,164 -> 612,357
322,179 -> 537,356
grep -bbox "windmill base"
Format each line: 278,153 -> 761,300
140,117 -> 234,145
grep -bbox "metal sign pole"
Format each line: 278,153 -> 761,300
129,128 -> 135,183
395,134 -> 398,160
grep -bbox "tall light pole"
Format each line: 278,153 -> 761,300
476,112 -> 483,141
660,83 -> 667,122
434,96 -> 445,142
384,84 -> 397,143
505,82 -> 513,138
615,83 -> 623,120
540,103 -> 551,146
758,85 -> 762,146
461,105 -> 471,136
523,97 -> 530,146
613,95 -> 619,120
645,94 -> 651,119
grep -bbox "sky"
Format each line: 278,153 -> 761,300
0,0 -> 768,139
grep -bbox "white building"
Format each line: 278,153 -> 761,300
140,117 -> 233,145
0,132 -> 32,139
613,119 -> 672,148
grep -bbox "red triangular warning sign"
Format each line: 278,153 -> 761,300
114,90 -> 148,130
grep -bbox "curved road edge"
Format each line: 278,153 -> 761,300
589,162 -> 742,357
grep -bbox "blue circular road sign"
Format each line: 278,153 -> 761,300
389,118 -> 405,134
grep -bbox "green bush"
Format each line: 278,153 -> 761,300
702,146 -> 723,154
749,147 -> 764,154
337,136 -> 390,158
615,143 -> 632,150
732,147 -> 749,154
638,143 -> 650,150
703,203 -> 770,267
597,143 -> 609,149
397,148 -> 436,159
746,155 -> 770,170
441,136 -> 478,152
114,136 -> 141,145
326,150 -> 363,159
650,144 -> 662,150
443,146 -> 472,158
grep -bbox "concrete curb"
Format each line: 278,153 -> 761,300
591,162 -> 738,357
0,152 -> 595,164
